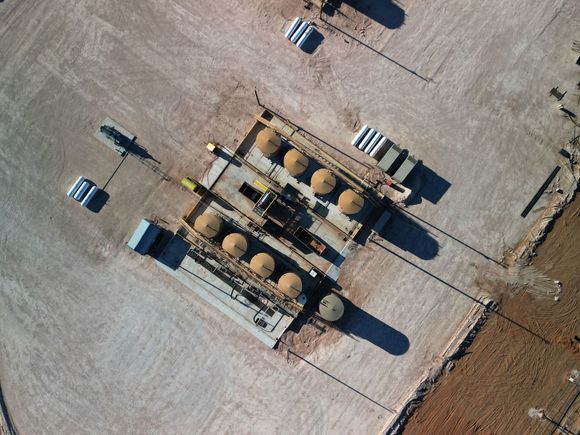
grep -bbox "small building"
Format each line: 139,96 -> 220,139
127,219 -> 190,269
127,219 -> 162,255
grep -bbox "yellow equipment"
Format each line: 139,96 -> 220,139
181,177 -> 199,192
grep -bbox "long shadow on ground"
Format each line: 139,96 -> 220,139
337,298 -> 410,355
379,210 -> 439,260
324,0 -> 405,29
403,162 -> 452,206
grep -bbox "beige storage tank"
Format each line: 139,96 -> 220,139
194,213 -> 223,238
318,293 -> 344,322
256,128 -> 281,157
283,149 -> 309,176
250,252 -> 276,279
277,272 -> 303,299
338,189 -> 365,215
222,233 -> 248,258
310,169 -> 336,195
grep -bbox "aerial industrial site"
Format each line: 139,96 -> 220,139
0,1 -> 579,434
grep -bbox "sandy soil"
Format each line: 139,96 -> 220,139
1,0 -> 579,433
403,196 -> 580,435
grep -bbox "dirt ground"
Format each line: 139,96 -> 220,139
1,0 -> 579,434
403,196 -> 580,435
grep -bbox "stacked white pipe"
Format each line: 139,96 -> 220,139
67,175 -> 99,208
285,17 -> 315,49
351,125 -> 390,158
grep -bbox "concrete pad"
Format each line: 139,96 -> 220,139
93,117 -> 136,156
242,129 -> 372,237
201,150 -> 355,275
159,256 -> 292,348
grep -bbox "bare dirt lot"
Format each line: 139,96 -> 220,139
404,196 -> 580,435
0,0 -> 579,434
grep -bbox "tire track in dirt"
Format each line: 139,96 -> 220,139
403,197 -> 580,435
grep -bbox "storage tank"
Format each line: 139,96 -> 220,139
283,149 -> 309,176
277,272 -> 303,299
318,293 -> 344,322
222,233 -> 248,258
256,128 -> 281,157
194,213 -> 223,238
338,189 -> 365,215
250,252 -> 276,279
310,169 -> 336,195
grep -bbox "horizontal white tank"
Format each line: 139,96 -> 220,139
351,124 -> 368,146
296,26 -> 314,48
290,21 -> 309,44
73,181 -> 91,201
370,137 -> 387,158
285,17 -> 302,40
67,176 -> 85,198
365,133 -> 382,153
81,185 -> 98,208
358,128 -> 375,150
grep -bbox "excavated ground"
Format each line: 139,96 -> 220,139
404,196 -> 580,435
